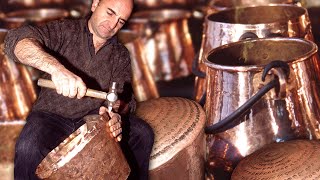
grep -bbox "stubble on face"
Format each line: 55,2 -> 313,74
88,0 -> 133,42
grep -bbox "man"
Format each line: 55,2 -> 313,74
4,0 -> 154,179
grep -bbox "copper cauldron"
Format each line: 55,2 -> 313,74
204,38 -> 320,179
118,30 -> 159,102
0,29 -> 36,121
36,115 -> 130,179
128,9 -> 195,82
193,4 -> 314,104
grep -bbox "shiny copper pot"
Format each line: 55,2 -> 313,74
194,4 -> 314,103
117,30 -> 159,102
128,9 -> 195,82
0,29 -> 36,121
204,38 -> 320,179
0,8 -> 70,29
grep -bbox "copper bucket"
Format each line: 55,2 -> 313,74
36,115 -> 130,179
203,38 -> 320,178
117,30 -> 159,102
193,4 -> 314,103
0,29 -> 36,121
128,9 -> 195,82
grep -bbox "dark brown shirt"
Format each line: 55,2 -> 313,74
4,18 -> 136,119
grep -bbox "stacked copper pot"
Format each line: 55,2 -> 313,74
194,1 -> 320,179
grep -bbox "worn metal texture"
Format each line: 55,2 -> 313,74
232,140 -> 320,179
36,115 -> 130,180
135,97 -> 206,180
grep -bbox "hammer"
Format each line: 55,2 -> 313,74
37,78 -> 118,112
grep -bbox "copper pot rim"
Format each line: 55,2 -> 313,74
209,0 -> 294,10
204,37 -> 318,72
129,9 -> 191,23
2,8 -> 69,23
206,4 -> 307,25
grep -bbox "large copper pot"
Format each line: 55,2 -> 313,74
128,9 -> 195,82
0,29 -> 36,121
193,4 -> 314,103
204,38 -> 320,179
117,30 -> 159,102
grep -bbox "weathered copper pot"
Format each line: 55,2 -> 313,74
117,30 -> 159,102
204,38 -> 320,179
128,9 -> 195,82
36,115 -> 130,179
193,4 -> 314,103
0,29 -> 36,121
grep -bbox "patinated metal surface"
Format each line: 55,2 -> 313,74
204,38 -> 320,178
232,140 -> 320,179
36,115 -> 130,180
135,97 -> 206,180
194,4 -> 314,103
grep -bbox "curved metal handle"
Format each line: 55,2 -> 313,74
205,60 -> 290,134
37,78 -> 108,100
239,32 -> 258,41
191,51 -> 206,78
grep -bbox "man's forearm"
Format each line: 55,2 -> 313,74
14,38 -> 64,75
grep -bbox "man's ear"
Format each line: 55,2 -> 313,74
91,0 -> 100,12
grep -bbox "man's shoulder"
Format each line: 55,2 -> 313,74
47,18 -> 85,32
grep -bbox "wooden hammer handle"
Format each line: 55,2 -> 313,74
37,78 -> 108,100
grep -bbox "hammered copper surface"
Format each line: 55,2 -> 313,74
194,4 -> 314,102
135,97 -> 206,179
118,30 -> 159,102
0,29 -> 36,121
128,9 -> 195,82
204,38 -> 320,178
36,115 -> 130,180
231,140 -> 320,180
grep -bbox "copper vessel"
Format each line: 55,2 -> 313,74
204,38 -> 320,178
206,0 -> 297,13
193,4 -> 314,103
118,30 -> 159,102
232,140 -> 320,179
135,97 -> 206,179
36,115 -> 130,179
0,29 -> 36,121
0,8 -> 70,29
128,9 -> 195,82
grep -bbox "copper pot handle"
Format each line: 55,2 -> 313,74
205,60 -> 290,134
